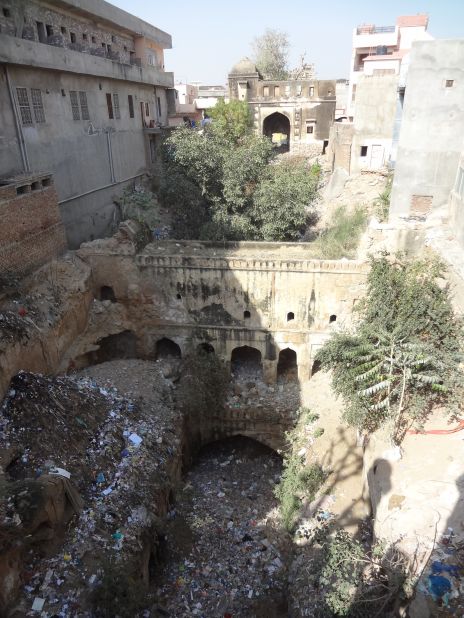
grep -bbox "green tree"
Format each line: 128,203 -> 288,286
316,254 -> 464,444
252,29 -> 290,80
209,99 -> 252,143
252,161 -> 320,240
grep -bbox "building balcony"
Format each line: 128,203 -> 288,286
0,35 -> 174,88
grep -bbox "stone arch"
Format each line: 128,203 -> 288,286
99,285 -> 116,302
155,337 -> 181,360
311,359 -> 322,377
197,342 -> 215,355
263,112 -> 290,153
231,345 -> 263,378
88,330 -> 137,365
277,347 -> 298,381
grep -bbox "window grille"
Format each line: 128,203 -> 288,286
70,91 -> 80,120
113,93 -> 120,119
79,91 -> 89,120
106,93 -> 114,119
16,87 -> 32,125
128,95 -> 134,118
31,88 -> 45,123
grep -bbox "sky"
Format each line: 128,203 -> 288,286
110,0 -> 464,85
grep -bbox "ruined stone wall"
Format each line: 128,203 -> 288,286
75,239 -> 368,382
0,174 -> 67,278
328,122 -> 354,173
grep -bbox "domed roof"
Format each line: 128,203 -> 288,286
229,57 -> 259,75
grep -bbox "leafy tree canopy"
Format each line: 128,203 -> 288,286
316,254 -> 464,443
160,121 -> 320,242
208,99 -> 252,143
252,29 -> 290,80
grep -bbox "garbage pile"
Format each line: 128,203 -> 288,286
156,437 -> 290,617
1,360 -> 181,616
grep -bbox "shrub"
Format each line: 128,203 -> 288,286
316,254 -> 464,443
91,560 -> 149,617
313,206 -> 367,259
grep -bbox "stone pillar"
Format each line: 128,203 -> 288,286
263,359 -> 277,384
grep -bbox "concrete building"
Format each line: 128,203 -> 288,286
228,58 -> 335,156
168,83 -> 228,127
0,0 -> 174,248
330,15 -> 433,175
389,40 -> 464,230
347,15 -> 432,118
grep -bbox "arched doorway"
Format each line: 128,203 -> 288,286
263,112 -> 290,153
155,338 -> 181,360
231,345 -> 263,378
277,348 -> 298,381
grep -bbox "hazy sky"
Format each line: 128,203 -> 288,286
110,0 -> 464,84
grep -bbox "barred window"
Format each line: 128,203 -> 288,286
79,91 -> 89,120
128,94 -> 134,118
113,93 -> 120,119
16,87 -> 32,125
31,88 -> 45,123
70,91 -> 80,120
106,93 -> 114,119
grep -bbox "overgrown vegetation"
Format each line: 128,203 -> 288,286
312,528 -> 411,616
251,29 -> 290,80
312,206 -> 368,259
118,187 -> 161,230
316,254 -> 464,443
160,106 -> 321,241
373,174 -> 392,222
275,407 -> 326,530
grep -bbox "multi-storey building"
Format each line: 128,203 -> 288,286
330,15 -> 433,175
347,15 -> 432,118
228,58 -> 335,156
0,0 -> 174,247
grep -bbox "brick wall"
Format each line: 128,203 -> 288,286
0,176 -> 67,278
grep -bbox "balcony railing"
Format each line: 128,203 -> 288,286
356,25 -> 395,35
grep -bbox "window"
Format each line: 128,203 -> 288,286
70,32 -> 76,43
70,91 -> 80,120
106,93 -> 114,119
31,88 -> 45,123
16,88 -> 32,125
360,145 -> 368,157
148,53 -> 155,66
61,27 -> 67,35
351,84 -> 357,102
128,94 -> 134,118
124,45 -> 127,52
36,21 -> 46,43
45,24 -> 53,37
306,125 -> 314,134
91,36 -> 96,44
145,102 -> 149,117
157,96 -> 161,118
79,91 -> 89,120
244,310 -> 251,319
329,314 -> 337,323
263,85 -> 269,96
82,33 -> 87,41
287,312 -> 295,322
296,85 -> 302,97
150,137 -> 156,163
3,7 -> 11,17
111,35 -> 115,43
309,86 -> 314,97
445,79 -> 455,88
113,93 -> 120,119
274,85 -> 280,97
